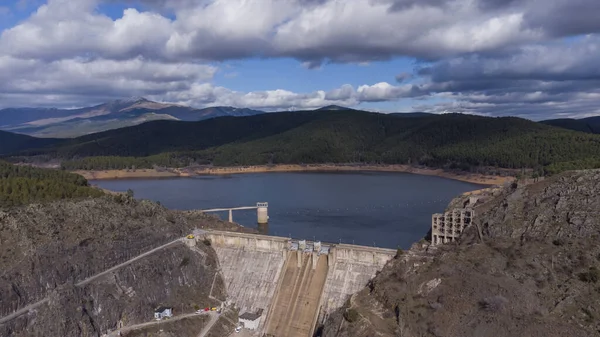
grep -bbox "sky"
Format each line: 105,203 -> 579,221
0,0 -> 599,120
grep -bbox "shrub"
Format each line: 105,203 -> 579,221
203,238 -> 212,246
578,267 -> 600,283
343,308 -> 359,322
180,257 -> 190,267
395,248 -> 404,259
113,194 -> 126,204
479,295 -> 508,312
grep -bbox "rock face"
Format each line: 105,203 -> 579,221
322,169 -> 600,337
0,197 -> 235,337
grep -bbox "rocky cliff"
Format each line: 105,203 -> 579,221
322,169 -> 600,337
0,196 -> 238,337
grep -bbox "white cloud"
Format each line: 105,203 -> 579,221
0,55 -> 217,107
154,81 -> 429,110
0,2 -> 173,61
357,82 -> 415,102
0,0 -> 553,63
159,84 -> 349,110
324,84 -> 355,101
0,0 -> 599,119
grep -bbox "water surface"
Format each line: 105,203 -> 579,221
92,171 -> 483,249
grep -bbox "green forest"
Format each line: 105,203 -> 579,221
0,129 -> 59,155
5,110 -> 600,176
0,161 -> 104,208
60,154 -> 193,170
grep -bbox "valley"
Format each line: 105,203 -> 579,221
2,98 -> 600,337
2,0 -> 600,335
3,108 -> 600,178
1,158 -> 600,337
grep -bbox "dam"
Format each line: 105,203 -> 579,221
201,230 -> 396,336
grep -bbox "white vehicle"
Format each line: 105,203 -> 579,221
235,325 -> 242,333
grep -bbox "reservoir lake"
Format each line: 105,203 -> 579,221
92,171 -> 484,249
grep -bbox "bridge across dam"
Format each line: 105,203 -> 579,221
200,230 -> 396,336
200,202 -> 269,224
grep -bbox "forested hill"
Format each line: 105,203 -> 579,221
6,110 -> 600,175
0,130 -> 61,155
541,116 -> 600,134
0,161 -> 103,208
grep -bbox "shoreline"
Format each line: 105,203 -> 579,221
74,164 -> 515,186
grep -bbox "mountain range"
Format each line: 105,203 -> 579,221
0,130 -> 59,155
1,98 -> 599,139
0,97 -> 265,138
3,109 -> 599,176
540,116 -> 600,134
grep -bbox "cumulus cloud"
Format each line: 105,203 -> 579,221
408,36 -> 600,119
0,55 -> 217,107
160,84 -> 342,110
0,0 -> 599,119
1,3 -> 173,61
0,0 -> 554,63
155,82 -> 424,110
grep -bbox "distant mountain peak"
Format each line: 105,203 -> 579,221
0,100 -> 265,138
110,96 -> 150,105
317,105 -> 353,111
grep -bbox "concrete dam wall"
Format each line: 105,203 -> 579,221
206,231 -> 288,252
203,231 -> 395,337
264,252 -> 329,337
319,244 -> 396,322
204,231 -> 286,319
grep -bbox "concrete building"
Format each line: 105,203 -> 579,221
239,308 -> 263,330
154,307 -> 173,320
431,208 -> 474,245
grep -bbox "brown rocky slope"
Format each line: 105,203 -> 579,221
322,169 -> 600,337
0,196 -> 240,337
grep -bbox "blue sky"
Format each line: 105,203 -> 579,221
0,1 -> 35,29
0,0 -> 599,119
97,0 -> 423,110
213,57 -> 423,111
93,0 -> 426,112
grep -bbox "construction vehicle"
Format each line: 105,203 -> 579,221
186,234 -> 195,239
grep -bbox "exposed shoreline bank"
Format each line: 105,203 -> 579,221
75,164 -> 515,186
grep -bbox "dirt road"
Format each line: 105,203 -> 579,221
106,311 -> 217,337
1,236 -> 195,325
